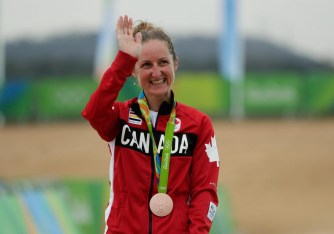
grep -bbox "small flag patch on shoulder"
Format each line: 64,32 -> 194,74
129,108 -> 142,125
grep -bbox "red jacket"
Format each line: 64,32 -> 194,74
82,51 -> 220,234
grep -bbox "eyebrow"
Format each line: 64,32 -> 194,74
140,57 -> 169,63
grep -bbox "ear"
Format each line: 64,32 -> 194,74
173,57 -> 179,72
132,64 -> 138,78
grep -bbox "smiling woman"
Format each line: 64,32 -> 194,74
82,15 -> 220,234
131,21 -> 178,111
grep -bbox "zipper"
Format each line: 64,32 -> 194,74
148,113 -> 159,234
148,112 -> 161,234
148,151 -> 154,234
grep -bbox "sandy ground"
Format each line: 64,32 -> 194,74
1,119 -> 334,234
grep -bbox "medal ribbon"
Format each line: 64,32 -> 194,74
138,91 -> 176,193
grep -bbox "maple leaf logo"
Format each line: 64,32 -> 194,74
205,136 -> 220,167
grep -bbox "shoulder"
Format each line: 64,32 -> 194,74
176,102 -> 212,126
115,97 -> 138,111
124,97 -> 138,107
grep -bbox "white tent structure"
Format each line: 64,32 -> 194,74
0,0 -> 5,89
219,0 -> 244,119
0,0 -> 5,126
93,0 -> 117,81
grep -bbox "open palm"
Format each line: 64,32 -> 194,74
116,15 -> 142,58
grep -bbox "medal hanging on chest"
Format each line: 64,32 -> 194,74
138,91 -> 176,217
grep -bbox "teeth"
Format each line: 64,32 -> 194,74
151,79 -> 164,85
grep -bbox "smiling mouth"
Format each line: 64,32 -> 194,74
150,79 -> 166,85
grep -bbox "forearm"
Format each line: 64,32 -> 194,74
188,172 -> 219,233
188,116 -> 220,233
82,50 -> 137,141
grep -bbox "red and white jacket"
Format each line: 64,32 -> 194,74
82,51 -> 220,234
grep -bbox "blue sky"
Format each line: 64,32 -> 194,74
2,0 -> 334,63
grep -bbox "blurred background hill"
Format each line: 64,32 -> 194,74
5,33 -> 334,79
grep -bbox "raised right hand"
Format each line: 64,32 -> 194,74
115,15 -> 142,58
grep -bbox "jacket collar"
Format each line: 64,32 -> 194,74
132,90 -> 175,117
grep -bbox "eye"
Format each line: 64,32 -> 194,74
159,60 -> 169,66
140,62 -> 151,68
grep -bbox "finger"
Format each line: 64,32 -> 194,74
123,15 -> 129,33
128,17 -> 133,35
116,16 -> 123,34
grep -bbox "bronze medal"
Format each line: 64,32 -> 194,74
149,193 -> 173,217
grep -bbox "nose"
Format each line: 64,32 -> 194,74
151,65 -> 161,78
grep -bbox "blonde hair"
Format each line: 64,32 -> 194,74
133,21 -> 177,62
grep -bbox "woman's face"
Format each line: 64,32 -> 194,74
133,39 -> 178,101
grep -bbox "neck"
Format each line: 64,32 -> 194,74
145,92 -> 171,112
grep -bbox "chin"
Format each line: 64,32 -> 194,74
148,88 -> 170,97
